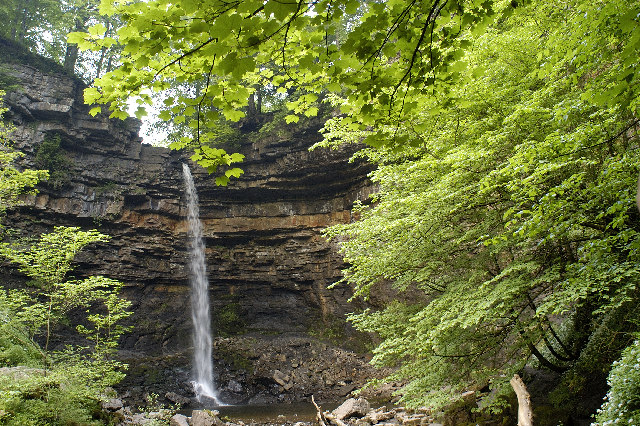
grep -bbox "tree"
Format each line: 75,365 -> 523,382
322,0 -> 640,413
0,228 -> 133,425
0,0 -> 115,80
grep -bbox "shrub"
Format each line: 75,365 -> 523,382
593,339 -> 640,425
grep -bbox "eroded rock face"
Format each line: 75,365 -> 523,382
0,54 -> 376,403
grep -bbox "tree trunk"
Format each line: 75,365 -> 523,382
64,19 -> 85,74
94,21 -> 112,79
17,6 -> 29,41
63,43 -> 79,74
105,51 -> 114,73
510,374 -> 533,426
256,86 -> 262,113
247,92 -> 257,116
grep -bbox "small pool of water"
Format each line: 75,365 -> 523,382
216,403 -> 319,423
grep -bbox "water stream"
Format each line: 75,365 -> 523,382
182,163 -> 223,405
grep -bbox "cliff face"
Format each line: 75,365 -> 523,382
1,51 -> 379,403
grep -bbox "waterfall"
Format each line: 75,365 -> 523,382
182,163 -> 223,405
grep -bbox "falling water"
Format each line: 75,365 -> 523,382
182,163 -> 223,405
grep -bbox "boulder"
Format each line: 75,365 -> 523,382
102,398 -> 124,411
332,398 -> 371,420
0,366 -> 45,380
273,369 -> 289,387
192,410 -> 224,426
170,414 -> 190,426
365,407 -> 396,424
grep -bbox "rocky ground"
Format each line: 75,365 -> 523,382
116,333 -> 395,410
104,395 -> 505,426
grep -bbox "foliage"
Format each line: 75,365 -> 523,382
0,0 -> 119,80
34,134 -> 73,190
593,339 -> 640,425
0,90 -> 48,232
71,0 -> 517,178
0,226 -> 132,425
320,0 -> 640,413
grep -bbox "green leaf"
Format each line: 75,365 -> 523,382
304,106 -> 319,117
285,114 -> 299,124
158,110 -> 172,121
223,109 -> 245,122
215,175 -> 230,186
134,106 -> 147,119
229,152 -> 245,162
264,0 -> 298,21
225,167 -> 244,178
67,31 -> 88,44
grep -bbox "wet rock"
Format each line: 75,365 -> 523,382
332,398 -> 371,420
398,415 -> 423,426
165,391 -> 191,405
128,413 -> 151,425
226,379 -> 243,393
364,407 -> 396,424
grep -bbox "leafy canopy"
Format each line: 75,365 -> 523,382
72,0 -> 515,175
323,0 -> 640,413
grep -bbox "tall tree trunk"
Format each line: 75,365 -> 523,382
105,51 -> 114,73
636,171 -> 640,212
64,18 -> 84,74
63,42 -> 79,74
95,47 -> 106,79
256,86 -> 262,114
247,92 -> 257,117
17,6 -> 30,41
94,21 -> 112,79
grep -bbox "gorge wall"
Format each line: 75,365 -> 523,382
0,40 -> 382,404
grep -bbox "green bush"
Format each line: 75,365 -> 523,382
593,339 -> 640,425
0,227 -> 132,425
34,134 -> 73,190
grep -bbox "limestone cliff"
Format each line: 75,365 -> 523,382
0,40 -> 380,404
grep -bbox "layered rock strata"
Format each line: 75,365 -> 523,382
0,46 -> 376,404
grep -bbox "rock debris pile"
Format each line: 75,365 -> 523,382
315,398 -> 442,426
